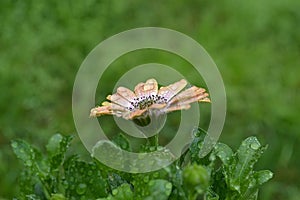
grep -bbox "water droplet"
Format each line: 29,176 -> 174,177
11,142 -> 18,148
149,146 -> 156,151
143,176 -> 149,183
250,143 -> 260,150
232,184 -> 240,192
153,172 -> 159,178
157,146 -> 164,151
148,180 -> 154,186
63,180 -> 69,189
165,182 -> 172,190
194,130 -> 200,137
112,189 -> 118,195
76,183 -> 87,195
70,184 -> 75,190
197,142 -> 203,149
80,195 -> 86,200
25,160 -> 32,166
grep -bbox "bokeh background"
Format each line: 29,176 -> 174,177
1,0 -> 299,199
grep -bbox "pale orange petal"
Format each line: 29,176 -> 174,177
116,86 -> 136,102
90,102 -> 129,118
158,79 -> 187,101
165,104 -> 191,113
134,82 -> 145,97
168,86 -> 210,105
107,93 -> 134,109
200,97 -> 211,103
149,103 -> 167,109
127,109 -> 147,119
134,78 -> 158,98
90,106 -> 112,117
170,93 -> 210,107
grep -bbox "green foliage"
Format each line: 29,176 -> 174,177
12,134 -> 108,199
12,130 -> 272,200
1,0 -> 299,199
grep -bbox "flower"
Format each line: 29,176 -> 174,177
90,78 -> 210,125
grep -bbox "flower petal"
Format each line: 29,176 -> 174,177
107,93 -> 134,110
158,79 -> 187,102
90,102 -> 130,118
116,86 -> 136,102
90,106 -> 112,117
127,109 -> 147,119
165,104 -> 191,113
134,78 -> 158,98
168,86 -> 210,105
149,103 -> 167,109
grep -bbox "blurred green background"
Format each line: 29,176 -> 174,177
1,0 -> 299,199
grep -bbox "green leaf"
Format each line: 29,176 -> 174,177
97,183 -> 133,200
46,134 -> 64,154
12,139 -> 49,197
253,170 -> 273,186
169,167 -> 187,200
63,156 -> 108,199
213,143 -> 233,165
107,172 -> 129,191
112,133 -> 131,151
241,170 -> 273,200
143,179 -> 172,200
229,137 -> 268,193
205,188 -> 219,200
46,134 -> 73,170
50,193 -> 67,200
11,139 -> 38,168
188,127 -> 210,165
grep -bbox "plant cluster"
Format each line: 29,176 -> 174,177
12,128 -> 272,200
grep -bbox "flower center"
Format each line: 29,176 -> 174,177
129,94 -> 168,110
